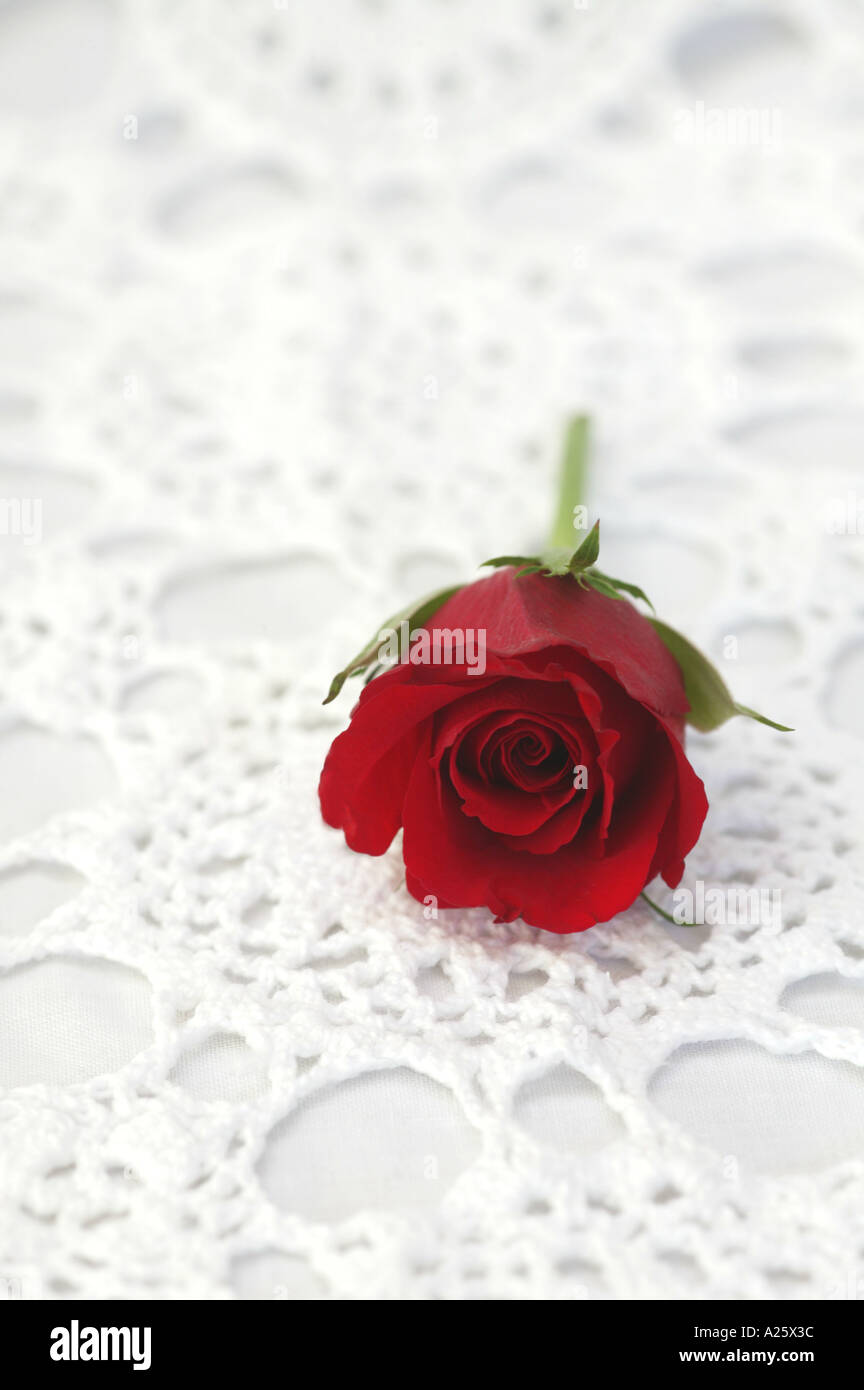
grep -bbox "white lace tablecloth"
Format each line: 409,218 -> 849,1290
1,0 -> 863,1302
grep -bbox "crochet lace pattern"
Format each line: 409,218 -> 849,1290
0,0 -> 862,1301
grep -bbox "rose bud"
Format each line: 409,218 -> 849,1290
319,418 -> 790,934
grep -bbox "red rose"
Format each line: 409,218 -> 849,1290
319,567 -> 708,933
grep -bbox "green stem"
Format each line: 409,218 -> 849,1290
641,890 -> 699,927
547,414 -> 590,549
640,891 -> 679,924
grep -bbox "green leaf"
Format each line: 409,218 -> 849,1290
649,618 -> 793,733
568,519 -> 600,572
733,704 -> 795,732
323,584 -> 463,704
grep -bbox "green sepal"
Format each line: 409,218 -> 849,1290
578,568 -> 654,609
323,584 -> 463,704
649,618 -> 793,733
568,519 -> 600,572
481,549 -> 576,578
481,555 -> 546,576
482,523 -> 653,609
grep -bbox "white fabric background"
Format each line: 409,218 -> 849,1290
0,0 -> 863,1301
